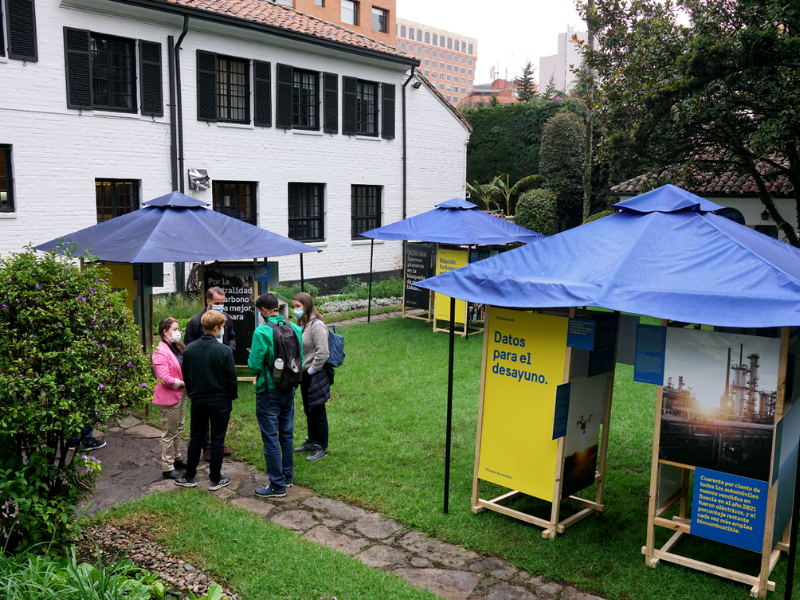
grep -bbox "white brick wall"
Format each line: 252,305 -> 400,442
0,0 -> 469,291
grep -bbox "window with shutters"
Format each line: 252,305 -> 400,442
6,0 -> 38,61
355,80 -> 378,136
292,69 -> 319,129
351,185 -> 381,239
95,179 -> 139,223
91,34 -> 136,112
372,7 -> 387,33
212,181 -> 256,226
217,56 -> 249,123
288,183 -> 324,242
0,146 -> 14,213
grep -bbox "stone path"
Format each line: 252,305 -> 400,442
85,420 -> 604,600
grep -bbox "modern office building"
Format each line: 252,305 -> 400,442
291,0 -> 397,48
459,79 -> 530,109
539,25 -> 587,93
395,18 -> 478,107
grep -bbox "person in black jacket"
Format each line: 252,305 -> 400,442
184,286 -> 236,461
175,310 -> 239,491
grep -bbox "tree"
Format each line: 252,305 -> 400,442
489,94 -> 499,107
543,75 -> 557,99
515,60 -> 537,103
539,112 -> 586,227
515,189 -> 559,235
581,0 -> 596,222
0,247 -> 153,551
579,0 -> 800,245
491,173 -> 543,216
466,180 -> 500,210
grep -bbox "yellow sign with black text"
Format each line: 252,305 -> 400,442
434,246 -> 468,324
96,264 -> 136,315
478,308 -> 569,501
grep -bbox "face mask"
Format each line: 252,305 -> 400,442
293,308 -> 304,320
215,328 -> 224,342
171,331 -> 181,342
211,304 -> 225,312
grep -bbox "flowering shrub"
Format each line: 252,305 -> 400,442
0,247 -> 153,552
316,296 -> 401,314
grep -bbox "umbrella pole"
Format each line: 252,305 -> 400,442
300,254 -> 305,293
139,263 -> 150,418
465,246 -> 472,340
784,445 -> 800,600
368,239 -> 374,323
444,296 -> 456,514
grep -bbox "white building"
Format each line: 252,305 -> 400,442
0,0 -> 471,292
539,26 -> 587,93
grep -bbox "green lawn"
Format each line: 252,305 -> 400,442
139,317 -> 800,599
98,491 -> 437,600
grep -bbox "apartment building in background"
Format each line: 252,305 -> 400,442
292,0 -> 397,47
539,25 -> 587,93
459,79 -> 532,109
395,18 -> 478,107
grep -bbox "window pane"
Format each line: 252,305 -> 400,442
401,25 -> 406,37
425,32 -> 430,43
372,7 -> 387,32
217,57 -> 249,122
469,44 -> 473,55
95,180 -> 139,223
315,0 -> 323,5
342,0 -> 356,25
213,182 -> 256,225
293,69 -> 318,129
288,184 -> 324,242
351,186 -> 381,238
0,147 -> 12,212
355,80 -> 377,135
91,35 -> 135,111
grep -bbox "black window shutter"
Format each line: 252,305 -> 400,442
7,0 -> 37,61
63,27 -> 92,110
139,40 -> 163,117
276,63 -> 293,129
254,60 -> 272,127
0,2 -> 5,57
342,76 -> 357,135
196,50 -> 217,122
323,72 -> 338,134
381,83 -> 396,140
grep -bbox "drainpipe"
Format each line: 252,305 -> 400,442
175,16 -> 189,193
167,36 -> 178,191
401,66 -> 415,220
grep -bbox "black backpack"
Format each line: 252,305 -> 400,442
265,321 -> 303,391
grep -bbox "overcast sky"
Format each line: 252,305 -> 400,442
397,0 -> 585,85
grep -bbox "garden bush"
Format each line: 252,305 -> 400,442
0,247 -> 152,552
152,293 -> 202,323
582,210 -> 614,224
515,189 -> 559,236
337,276 -> 403,300
272,282 -> 319,301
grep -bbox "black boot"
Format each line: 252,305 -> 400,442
173,460 -> 188,469
162,469 -> 183,479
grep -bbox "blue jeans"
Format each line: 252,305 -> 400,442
68,425 -> 94,447
255,387 -> 295,490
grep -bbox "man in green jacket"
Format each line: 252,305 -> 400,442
248,293 -> 303,498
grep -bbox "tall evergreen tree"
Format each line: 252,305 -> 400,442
543,75 -> 557,99
515,60 -> 537,103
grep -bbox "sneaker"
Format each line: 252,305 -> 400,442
209,477 -> 231,491
306,447 -> 327,462
82,439 -> 107,451
285,480 -> 294,488
67,442 -> 78,451
174,476 -> 197,487
254,485 -> 286,498
294,439 -> 316,453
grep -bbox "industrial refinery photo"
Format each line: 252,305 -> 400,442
658,328 -> 781,481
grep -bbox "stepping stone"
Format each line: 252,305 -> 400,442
398,531 -> 479,569
270,510 -> 318,531
392,568 -> 481,600
303,496 -> 366,521
469,557 -> 518,580
145,479 -> 180,494
482,583 -> 539,600
355,544 -> 407,568
119,416 -> 141,429
302,526 -> 369,555
560,587 -> 605,600
410,557 -> 432,568
230,497 -> 276,517
125,425 -> 163,438
533,582 -> 563,600
353,513 -> 404,539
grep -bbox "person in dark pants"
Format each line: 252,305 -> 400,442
184,286 -> 236,462
292,292 -> 331,462
175,310 -> 239,491
248,293 -> 303,499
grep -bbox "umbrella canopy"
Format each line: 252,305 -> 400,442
361,198 -> 544,245
415,184 -> 800,328
36,192 -> 320,262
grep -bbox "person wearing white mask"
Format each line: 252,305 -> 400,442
152,317 -> 188,480
184,286 -> 236,461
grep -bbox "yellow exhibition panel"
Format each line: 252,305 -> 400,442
478,308 -> 568,501
96,264 -> 136,314
434,247 -> 468,324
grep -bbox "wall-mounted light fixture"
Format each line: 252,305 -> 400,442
761,209 -> 770,221
412,81 -> 422,89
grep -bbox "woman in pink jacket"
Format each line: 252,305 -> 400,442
152,317 -> 188,479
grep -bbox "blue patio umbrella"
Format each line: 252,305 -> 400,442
36,191 -> 320,262
413,184 -> 800,516
358,198 -> 544,323
361,198 -> 544,245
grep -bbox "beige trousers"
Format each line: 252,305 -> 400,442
159,392 -> 187,470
